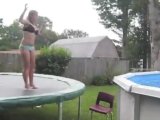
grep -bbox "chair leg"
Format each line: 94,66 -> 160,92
91,111 -> 93,120
106,114 -> 109,120
110,112 -> 113,120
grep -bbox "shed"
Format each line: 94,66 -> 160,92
50,36 -> 128,84
50,36 -> 119,58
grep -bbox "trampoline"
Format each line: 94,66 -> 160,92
0,72 -> 85,120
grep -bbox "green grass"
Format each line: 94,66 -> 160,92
0,85 -> 119,120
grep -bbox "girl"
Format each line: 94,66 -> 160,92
19,4 -> 39,89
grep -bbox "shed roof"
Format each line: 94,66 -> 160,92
50,36 -> 119,58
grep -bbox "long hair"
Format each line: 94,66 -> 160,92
27,10 -> 38,24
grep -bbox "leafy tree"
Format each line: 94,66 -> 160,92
128,0 -> 150,68
0,18 -> 5,40
57,33 -> 68,39
92,0 -> 151,69
0,18 -> 8,50
126,28 -> 147,67
0,16 -> 58,50
92,0 -> 133,57
0,20 -> 22,50
0,18 -> 3,31
37,16 -> 53,30
36,29 -> 58,49
36,16 -> 58,49
60,29 -> 89,39
3,20 -> 22,41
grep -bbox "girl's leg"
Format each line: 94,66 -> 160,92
29,50 -> 37,89
20,50 -> 30,89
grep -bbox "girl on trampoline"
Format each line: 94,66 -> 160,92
19,4 -> 39,89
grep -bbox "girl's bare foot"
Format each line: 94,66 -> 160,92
30,84 -> 38,89
25,84 -> 30,89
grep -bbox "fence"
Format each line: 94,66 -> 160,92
0,51 -> 129,84
63,57 -> 129,84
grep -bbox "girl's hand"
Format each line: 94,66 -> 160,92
39,25 -> 44,32
25,3 -> 28,10
19,3 -> 28,24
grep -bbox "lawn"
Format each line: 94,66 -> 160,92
0,85 -> 119,120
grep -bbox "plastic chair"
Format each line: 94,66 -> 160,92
89,92 -> 114,120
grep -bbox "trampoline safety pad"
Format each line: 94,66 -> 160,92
0,73 -> 85,110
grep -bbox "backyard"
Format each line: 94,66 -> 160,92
0,85 -> 118,120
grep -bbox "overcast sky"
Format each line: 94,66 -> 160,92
0,0 -> 120,40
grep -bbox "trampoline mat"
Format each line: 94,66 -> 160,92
0,74 -> 69,98
0,73 -> 85,110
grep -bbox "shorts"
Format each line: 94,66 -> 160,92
19,44 -> 35,51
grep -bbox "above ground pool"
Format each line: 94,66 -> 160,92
0,72 -> 85,120
128,73 -> 160,88
113,71 -> 160,120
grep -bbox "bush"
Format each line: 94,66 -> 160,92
105,71 -> 120,85
0,46 -> 10,51
92,71 -> 120,86
92,75 -> 107,86
36,46 -> 71,76
105,62 -> 121,85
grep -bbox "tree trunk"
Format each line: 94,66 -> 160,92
122,6 -> 129,59
142,1 -> 150,69
148,0 -> 160,70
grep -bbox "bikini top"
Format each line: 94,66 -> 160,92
23,24 -> 39,35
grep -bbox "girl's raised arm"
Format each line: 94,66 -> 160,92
19,4 -> 29,24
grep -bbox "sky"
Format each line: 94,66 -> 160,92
0,0 -> 120,40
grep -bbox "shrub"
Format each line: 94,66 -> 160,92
92,75 -> 107,86
105,71 -> 120,85
105,62 -> 121,85
36,46 -> 71,76
0,46 -> 10,51
92,70 -> 120,86
92,72 -> 120,86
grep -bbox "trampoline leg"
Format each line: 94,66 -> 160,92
78,96 -> 81,120
58,102 -> 63,120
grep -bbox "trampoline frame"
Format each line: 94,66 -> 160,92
0,72 -> 85,120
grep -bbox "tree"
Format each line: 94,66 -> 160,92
92,0 -> 152,69
0,16 -> 58,50
0,19 -> 10,50
130,0 -> 151,69
3,20 -> 22,41
148,0 -> 160,70
0,20 -> 23,50
138,0 -> 150,68
126,27 -> 150,68
92,0 -> 133,57
36,16 -> 58,49
60,29 -> 89,39
36,29 -> 58,49
0,18 -> 3,31
0,18 -> 5,40
37,16 -> 53,30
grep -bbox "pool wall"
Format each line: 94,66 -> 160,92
118,88 -> 160,120
114,71 -> 160,120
